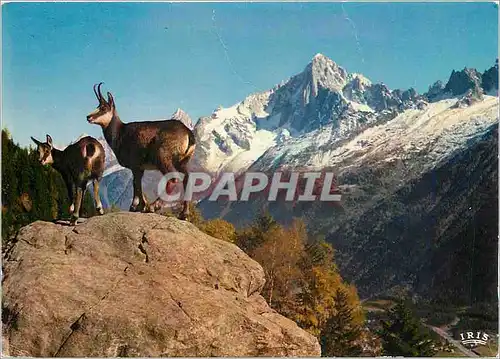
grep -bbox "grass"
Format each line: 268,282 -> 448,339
434,349 -> 467,357
472,341 -> 498,357
362,298 -> 395,311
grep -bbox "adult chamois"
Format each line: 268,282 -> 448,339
86,83 -> 196,220
31,134 -> 105,225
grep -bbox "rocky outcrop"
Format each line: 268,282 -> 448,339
481,61 -> 499,94
452,89 -> 483,108
2,213 -> 320,357
444,67 -> 483,97
343,74 -> 371,104
425,80 -> 446,102
424,62 -> 498,102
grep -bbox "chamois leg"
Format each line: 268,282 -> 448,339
148,191 -> 171,213
67,181 -> 76,215
93,179 -> 104,215
142,193 -> 153,212
177,162 -> 191,221
178,174 -> 190,221
71,184 -> 85,225
130,170 -> 146,212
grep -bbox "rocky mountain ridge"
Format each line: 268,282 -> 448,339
193,54 -> 498,176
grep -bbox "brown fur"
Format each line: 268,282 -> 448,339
31,135 -> 105,224
87,83 -> 196,219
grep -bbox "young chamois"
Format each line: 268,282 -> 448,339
31,134 -> 105,224
86,83 -> 196,220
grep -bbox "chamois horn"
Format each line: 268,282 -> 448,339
94,82 -> 105,103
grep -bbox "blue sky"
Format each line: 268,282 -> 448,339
2,2 -> 498,147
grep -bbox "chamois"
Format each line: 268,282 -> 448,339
86,83 -> 196,220
31,134 -> 105,224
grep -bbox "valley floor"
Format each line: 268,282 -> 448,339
362,298 -> 499,357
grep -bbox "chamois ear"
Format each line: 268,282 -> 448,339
107,92 -> 115,108
46,134 -> 53,147
31,137 -> 41,146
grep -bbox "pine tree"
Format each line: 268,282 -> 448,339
254,210 -> 277,233
236,209 -> 278,253
250,219 -> 305,312
378,299 -> 436,357
303,236 -> 335,269
320,288 -> 363,356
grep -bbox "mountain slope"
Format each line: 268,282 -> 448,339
327,123 -> 497,302
196,55 -> 499,303
200,94 -> 498,226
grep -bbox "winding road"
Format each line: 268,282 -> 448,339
363,305 -> 479,357
424,324 -> 479,357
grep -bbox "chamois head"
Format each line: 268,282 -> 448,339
31,134 -> 54,165
86,82 -> 115,128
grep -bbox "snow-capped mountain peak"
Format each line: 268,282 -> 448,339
193,55 -> 498,178
308,52 -> 348,94
170,108 -> 194,130
312,52 -> 327,60
193,53 -> 425,175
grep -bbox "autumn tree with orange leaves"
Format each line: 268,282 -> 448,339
236,211 -> 366,351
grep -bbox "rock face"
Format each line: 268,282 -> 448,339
2,213 -> 320,357
443,67 -> 483,97
328,124 -> 498,302
424,80 -> 446,102
481,61 -> 499,94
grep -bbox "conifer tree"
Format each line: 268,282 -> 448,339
320,288 -> 363,356
236,209 -> 278,253
234,211 -> 367,347
378,299 -> 436,357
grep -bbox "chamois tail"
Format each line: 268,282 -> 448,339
83,143 -> 96,170
183,130 -> 196,159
